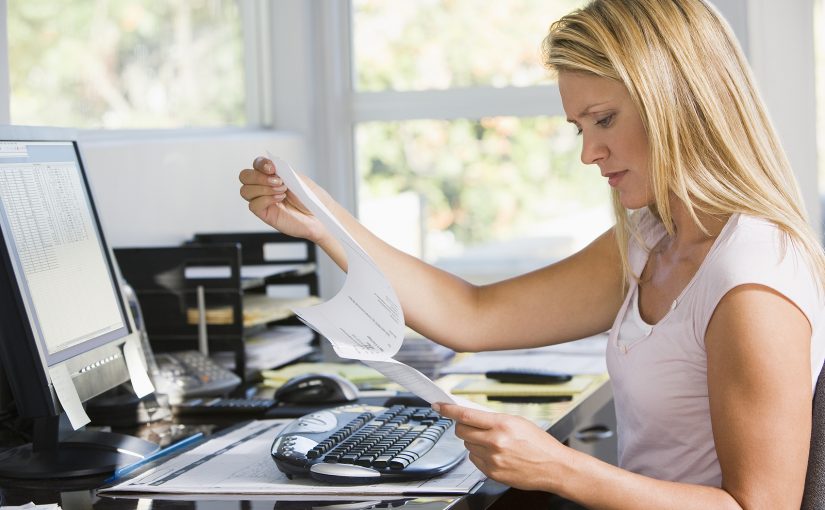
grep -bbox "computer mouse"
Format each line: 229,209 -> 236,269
274,373 -> 359,404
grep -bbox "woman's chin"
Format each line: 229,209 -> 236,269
618,195 -> 650,210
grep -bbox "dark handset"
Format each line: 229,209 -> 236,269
486,395 -> 573,403
485,368 -> 573,385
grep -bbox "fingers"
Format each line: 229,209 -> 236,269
433,403 -> 497,430
239,168 -> 285,187
467,451 -> 487,472
239,165 -> 288,207
247,194 -> 280,218
252,156 -> 277,175
239,183 -> 287,203
455,422 -> 495,445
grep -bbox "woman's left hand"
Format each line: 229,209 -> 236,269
434,402 -> 569,492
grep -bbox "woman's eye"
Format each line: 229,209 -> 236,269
575,126 -> 583,136
596,113 -> 615,128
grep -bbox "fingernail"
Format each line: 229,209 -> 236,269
268,177 -> 281,185
431,403 -> 441,412
266,163 -> 275,173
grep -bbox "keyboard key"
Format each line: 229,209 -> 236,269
401,437 -> 436,458
355,455 -> 376,466
389,457 -> 411,469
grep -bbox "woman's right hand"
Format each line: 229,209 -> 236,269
238,157 -> 327,242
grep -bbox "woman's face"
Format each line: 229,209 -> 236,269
558,71 -> 652,210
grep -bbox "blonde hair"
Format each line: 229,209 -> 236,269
542,0 -> 825,288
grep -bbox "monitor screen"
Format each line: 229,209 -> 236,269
0,140 -> 129,366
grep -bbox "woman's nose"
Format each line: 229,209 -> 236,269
580,134 -> 608,165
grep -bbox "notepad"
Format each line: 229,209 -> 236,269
450,376 -> 592,396
261,362 -> 388,387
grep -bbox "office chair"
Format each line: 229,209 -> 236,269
802,362 -> 825,509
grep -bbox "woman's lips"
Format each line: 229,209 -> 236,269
606,170 -> 628,187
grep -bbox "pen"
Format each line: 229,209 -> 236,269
104,431 -> 204,484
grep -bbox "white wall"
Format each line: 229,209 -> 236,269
0,0 -> 9,124
746,0 -> 820,232
80,129 -> 306,248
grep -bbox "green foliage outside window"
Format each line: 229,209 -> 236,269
8,0 -> 246,128
357,117 -> 607,254
353,0 -> 583,91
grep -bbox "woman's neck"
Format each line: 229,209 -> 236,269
665,197 -> 729,252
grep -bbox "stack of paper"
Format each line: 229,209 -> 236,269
214,325 -> 315,372
260,361 -> 388,389
242,295 -> 322,327
394,334 -> 455,379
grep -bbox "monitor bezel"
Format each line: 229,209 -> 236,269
0,126 -> 132,368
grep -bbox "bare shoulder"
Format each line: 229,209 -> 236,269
705,284 -> 811,507
706,284 -> 811,396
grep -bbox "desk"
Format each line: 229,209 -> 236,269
0,375 -> 612,510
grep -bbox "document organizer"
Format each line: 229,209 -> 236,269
188,232 -> 320,340
114,244 -> 248,376
115,234 -> 322,380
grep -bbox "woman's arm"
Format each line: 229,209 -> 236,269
239,157 -> 625,352
433,403 -> 743,509
438,283 -> 812,509
705,284 -> 811,508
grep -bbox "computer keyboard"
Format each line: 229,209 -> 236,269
271,403 -> 467,484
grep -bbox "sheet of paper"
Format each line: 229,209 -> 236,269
275,157 -> 404,361
123,336 -> 155,398
48,364 -> 90,430
0,503 -> 62,510
363,359 -> 456,404
273,158 -> 461,405
100,419 -> 485,496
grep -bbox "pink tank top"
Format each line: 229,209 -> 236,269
607,211 -> 825,486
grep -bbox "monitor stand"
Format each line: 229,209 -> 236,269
0,414 -> 160,479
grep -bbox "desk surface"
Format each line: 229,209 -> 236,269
0,374 -> 610,510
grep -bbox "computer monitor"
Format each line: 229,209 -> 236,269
0,126 -> 158,479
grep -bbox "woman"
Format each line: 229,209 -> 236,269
239,0 -> 825,507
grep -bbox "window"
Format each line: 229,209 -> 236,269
8,0 -> 246,129
350,0 -> 608,282
817,0 -> 825,234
